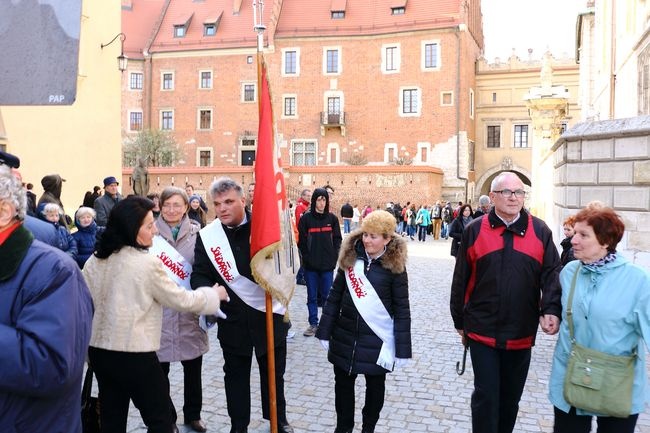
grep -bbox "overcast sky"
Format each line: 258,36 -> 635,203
481,0 -> 587,61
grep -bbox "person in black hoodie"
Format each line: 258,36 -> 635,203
559,215 -> 576,266
298,188 -> 342,337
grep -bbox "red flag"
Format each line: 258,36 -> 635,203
250,60 -> 297,309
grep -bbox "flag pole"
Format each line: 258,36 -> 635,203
253,2 -> 278,433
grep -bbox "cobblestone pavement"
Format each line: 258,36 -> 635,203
126,237 -> 650,432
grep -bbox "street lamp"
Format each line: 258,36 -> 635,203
101,32 -> 128,72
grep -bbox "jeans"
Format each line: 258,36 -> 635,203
408,224 -> 416,237
343,219 -> 351,234
417,225 -> 427,241
441,222 -> 449,239
468,339 -> 531,433
304,270 -> 334,326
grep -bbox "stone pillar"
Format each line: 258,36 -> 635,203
524,53 -> 569,226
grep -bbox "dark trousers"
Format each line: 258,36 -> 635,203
468,340 -> 531,433
417,225 -> 427,241
222,345 -> 288,430
88,346 -> 173,433
553,406 -> 638,433
160,355 -> 203,423
333,365 -> 386,432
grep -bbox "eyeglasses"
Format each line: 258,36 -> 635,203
161,203 -> 185,210
493,189 -> 526,198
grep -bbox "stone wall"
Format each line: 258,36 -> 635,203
122,165 -> 444,216
552,116 -> 650,267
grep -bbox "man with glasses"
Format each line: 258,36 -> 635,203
450,171 -> 561,433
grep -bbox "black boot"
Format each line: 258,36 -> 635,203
361,426 -> 375,433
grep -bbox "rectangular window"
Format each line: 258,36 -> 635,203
285,50 -> 297,74
129,72 -> 143,90
284,97 -> 296,116
385,46 -> 397,71
199,109 -> 212,130
204,24 -> 216,36
331,11 -> 344,19
292,141 -> 317,166
162,73 -> 174,90
441,91 -> 453,106
199,150 -> 211,167
514,125 -> 529,148
200,71 -> 212,89
326,49 -> 338,74
391,7 -> 405,15
129,112 -> 143,131
174,25 -> 185,38
469,88 -> 475,119
487,125 -> 501,148
424,43 -> 438,69
161,111 -> 174,130
243,84 -> 255,102
492,92 -> 497,103
402,89 -> 418,114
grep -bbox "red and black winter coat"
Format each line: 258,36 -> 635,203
450,209 -> 561,350
316,231 -> 411,375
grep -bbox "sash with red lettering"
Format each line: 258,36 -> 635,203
345,259 -> 395,371
149,235 -> 192,290
200,220 -> 285,315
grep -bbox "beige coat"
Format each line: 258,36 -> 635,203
83,246 -> 220,352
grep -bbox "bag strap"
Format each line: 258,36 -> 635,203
566,264 -> 638,356
82,365 -> 94,403
565,265 -> 581,343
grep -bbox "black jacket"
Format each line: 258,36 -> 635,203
190,212 -> 288,356
559,236 -> 575,266
340,203 -> 353,218
298,188 -> 342,271
449,215 -> 473,257
450,209 -> 561,350
316,231 -> 411,375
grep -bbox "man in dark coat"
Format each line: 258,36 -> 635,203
0,163 -> 93,432
191,177 -> 293,433
94,176 -> 122,226
340,201 -> 353,234
298,188 -> 342,337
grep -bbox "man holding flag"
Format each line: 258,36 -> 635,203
190,177 -> 293,433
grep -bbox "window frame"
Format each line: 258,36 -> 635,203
128,110 -> 143,132
198,70 -> 213,89
440,91 -> 454,106
282,48 -> 300,76
399,86 -> 421,117
421,40 -> 441,71
129,72 -> 143,90
197,147 -> 213,167
197,108 -> 213,131
174,25 -> 186,38
241,82 -> 256,103
381,43 -> 401,74
282,94 -> 297,118
513,124 -> 529,148
204,23 -> 216,36
383,143 -> 398,163
291,140 -> 318,166
160,109 -> 174,131
486,125 -> 501,148
161,71 -> 175,91
322,46 -> 342,75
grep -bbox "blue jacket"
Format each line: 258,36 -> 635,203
72,221 -> 98,268
0,225 -> 93,432
549,257 -> 650,415
415,207 -> 431,226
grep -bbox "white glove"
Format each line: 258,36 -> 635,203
394,358 -> 409,369
320,340 -> 330,351
215,309 -> 227,319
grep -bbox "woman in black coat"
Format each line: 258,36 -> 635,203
316,210 -> 411,433
449,204 -> 473,257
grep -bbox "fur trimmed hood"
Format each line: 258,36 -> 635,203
338,230 -> 407,274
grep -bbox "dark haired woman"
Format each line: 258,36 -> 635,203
449,204 -> 473,257
549,204 -> 650,433
83,196 -> 228,433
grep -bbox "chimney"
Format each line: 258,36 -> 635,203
233,0 -> 243,14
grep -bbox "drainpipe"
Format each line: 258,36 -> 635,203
454,25 -> 468,201
609,0 -> 616,118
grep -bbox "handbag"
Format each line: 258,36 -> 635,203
81,365 -> 101,433
415,215 -> 423,225
562,266 -> 636,417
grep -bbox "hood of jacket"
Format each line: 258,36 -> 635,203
338,230 -> 407,274
310,187 -> 330,215
40,174 -> 63,198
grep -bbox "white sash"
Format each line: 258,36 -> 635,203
345,259 -> 395,371
200,221 -> 285,315
149,235 -> 192,290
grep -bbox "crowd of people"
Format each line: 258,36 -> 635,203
2,152 -> 649,433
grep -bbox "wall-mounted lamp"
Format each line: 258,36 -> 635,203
101,32 -> 128,72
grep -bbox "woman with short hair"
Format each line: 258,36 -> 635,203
549,204 -> 650,433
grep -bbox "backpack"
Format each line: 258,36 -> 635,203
442,207 -> 452,223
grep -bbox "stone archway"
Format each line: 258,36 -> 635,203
474,164 -> 532,201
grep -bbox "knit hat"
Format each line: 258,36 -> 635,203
361,210 -> 396,237
189,194 -> 201,203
